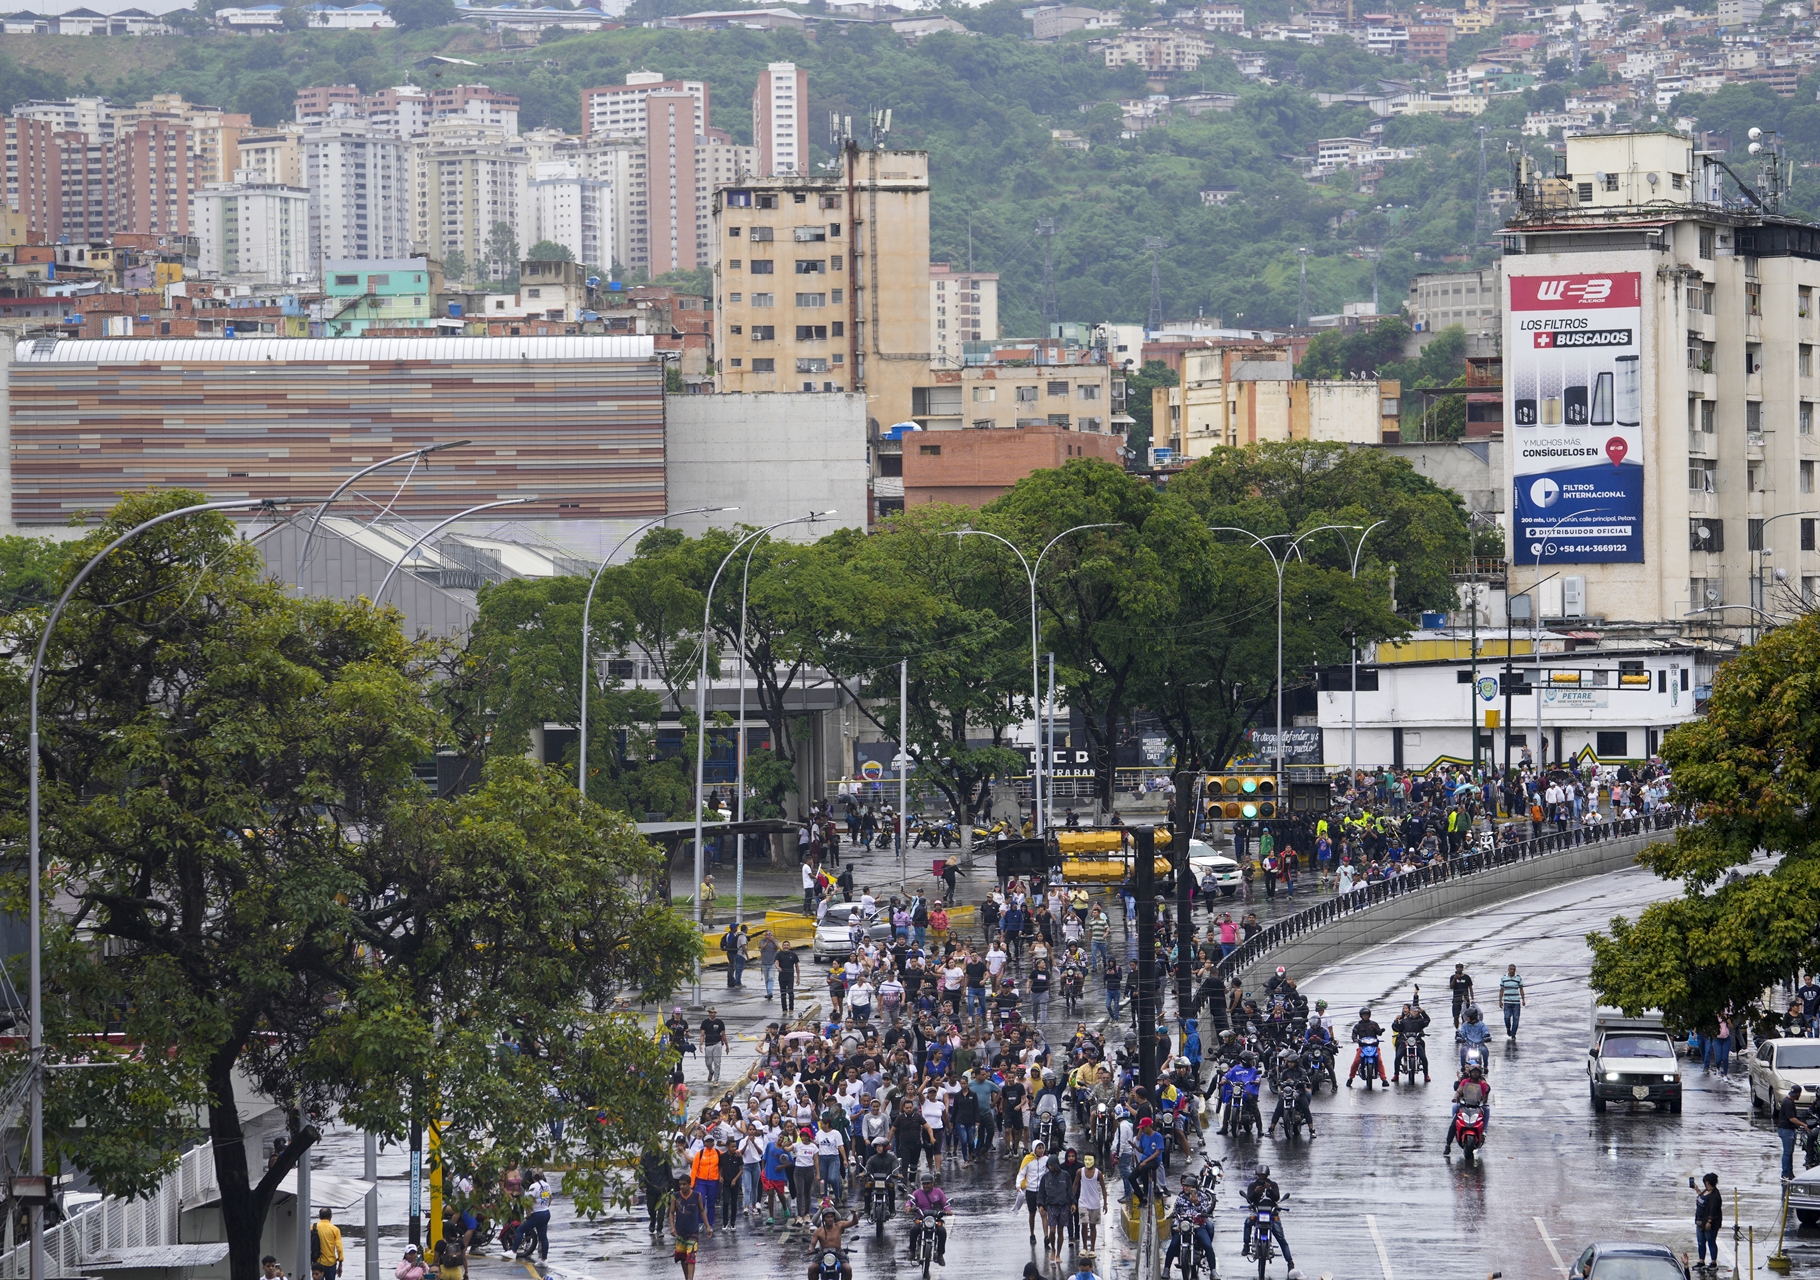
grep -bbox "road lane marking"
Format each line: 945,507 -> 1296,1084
1365,1213 -> 1395,1280
1535,1216 -> 1569,1276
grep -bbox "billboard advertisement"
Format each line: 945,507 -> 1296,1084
1508,271 -> 1646,564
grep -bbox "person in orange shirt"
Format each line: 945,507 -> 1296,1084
689,1135 -> 723,1227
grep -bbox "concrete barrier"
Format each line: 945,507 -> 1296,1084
1228,824 -> 1677,994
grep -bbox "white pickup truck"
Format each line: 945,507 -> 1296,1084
1588,1005 -> 1683,1114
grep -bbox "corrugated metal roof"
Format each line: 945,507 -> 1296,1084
13,336 -> 657,363
80,1244 -> 231,1270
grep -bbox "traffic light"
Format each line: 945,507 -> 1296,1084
1204,773 -> 1278,820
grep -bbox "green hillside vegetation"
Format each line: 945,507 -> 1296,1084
4,12 -> 1820,331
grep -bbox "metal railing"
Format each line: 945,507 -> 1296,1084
1214,810 -> 1685,983
0,1142 -> 219,1278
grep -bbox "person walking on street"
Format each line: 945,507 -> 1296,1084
310,1210 -> 343,1280
760,930 -> 779,1000
730,925 -> 750,989
1499,964 -> 1526,1039
701,1008 -> 726,1082
1694,1173 -> 1723,1271
700,875 -> 717,928
1449,964 -> 1474,1029
1779,1085 -> 1811,1181
671,1175 -> 712,1280
777,942 -> 801,1015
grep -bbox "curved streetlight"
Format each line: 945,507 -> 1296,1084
1746,509 -> 1810,645
374,497 -> 537,604
577,507 -> 737,804
690,513 -> 833,971
298,440 -> 470,577
1525,506 -> 1603,770
948,523 -> 1120,834
1209,523 -> 1360,786
26,496 -> 280,1280
1336,519 -> 1387,780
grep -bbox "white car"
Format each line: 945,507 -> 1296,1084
812,912 -> 893,964
1748,1037 -> 1820,1115
1185,840 -> 1241,897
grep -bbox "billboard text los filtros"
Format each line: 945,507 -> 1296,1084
1508,270 -> 1645,564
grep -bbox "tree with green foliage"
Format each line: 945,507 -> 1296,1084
484,221 -> 520,281
1588,611 -> 1820,1037
0,536 -> 71,614
529,239 -> 576,262
0,494 -> 696,1280
442,248 -> 468,284
1121,358 -> 1178,459
387,0 -> 457,28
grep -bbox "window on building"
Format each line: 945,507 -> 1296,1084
797,358 -> 830,373
729,325 -> 742,334
831,256 -> 843,270
1602,173 -> 1618,192
750,325 -> 775,341
729,260 -> 743,270
820,194 -> 841,210
974,386 -> 996,402
749,227 -> 774,242
1699,226 -> 1716,259
831,322 -> 844,337
1047,413 -> 1070,428
1805,287 -> 1815,320
1016,386 -> 1038,403
750,260 -> 774,274
1689,461 -> 1717,493
1048,380 -> 1069,397
795,260 -> 825,274
729,293 -> 743,304
1596,731 -> 1629,758
1747,282 -> 1762,316
755,194 -> 777,209
1079,384 -> 1100,401
751,293 -> 775,307
831,289 -> 843,304
1750,517 -> 1765,551
920,444 -> 942,455
1805,577 -> 1819,606
728,226 -> 742,237
1747,345 -> 1763,375
1577,181 -> 1594,203
751,357 -> 775,372
1691,577 -> 1720,607
1805,346 -> 1814,378
796,293 -> 825,307
1701,400 -> 1716,433
730,358 -> 742,367
793,226 -> 826,242
1804,403 -> 1814,434
795,325 -> 827,340
1748,402 -> 1763,432
828,223 -> 841,238
1805,461 -> 1816,495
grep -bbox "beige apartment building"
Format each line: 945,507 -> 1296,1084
237,126 -> 306,188
1155,344 -> 1401,457
713,147 -> 931,428
1502,130 -> 1820,632
930,260 -> 999,366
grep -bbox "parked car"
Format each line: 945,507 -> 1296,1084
1184,840 -> 1241,897
1748,1037 -> 1820,1116
813,910 -> 894,963
1568,1242 -> 1689,1280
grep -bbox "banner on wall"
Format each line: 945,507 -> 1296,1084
1508,271 -> 1646,564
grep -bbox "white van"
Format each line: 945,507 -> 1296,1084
1588,1005 -> 1683,1114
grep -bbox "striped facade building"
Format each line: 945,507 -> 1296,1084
4,336 -> 665,527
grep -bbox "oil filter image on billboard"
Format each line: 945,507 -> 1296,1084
1509,270 -> 1645,564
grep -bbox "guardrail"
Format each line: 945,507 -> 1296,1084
1213,809 -> 1685,983
0,1141 -> 219,1278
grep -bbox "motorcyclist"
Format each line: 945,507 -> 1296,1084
1346,1007 -> 1388,1087
907,1173 -> 949,1267
1308,999 -> 1333,1037
1162,1173 -> 1215,1280
862,1137 -> 902,1214
1033,1070 -> 1067,1147
1265,1055 -> 1317,1139
1264,966 -> 1291,996
1391,1001 -> 1433,1083
1456,1004 -> 1493,1074
1215,1051 -> 1263,1136
1239,1164 -> 1295,1271
1444,1065 -> 1491,1155
809,1208 -> 861,1280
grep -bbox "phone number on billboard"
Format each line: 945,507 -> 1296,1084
1548,543 -> 1630,554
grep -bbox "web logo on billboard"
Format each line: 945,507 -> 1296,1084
1535,278 -> 1614,304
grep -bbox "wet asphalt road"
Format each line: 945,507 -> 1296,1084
315,860 -> 1811,1280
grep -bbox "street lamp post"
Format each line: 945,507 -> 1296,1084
948,524 -> 1119,832
578,508 -> 736,805
297,441 -> 470,576
27,497 -> 279,1280
1209,524 -> 1360,787
1525,507 -> 1602,771
1337,520 -> 1387,783
375,497 -> 538,603
1748,509 -> 1810,644
690,513 -> 831,1001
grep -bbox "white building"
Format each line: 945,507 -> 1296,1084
752,61 -> 806,177
530,160 -> 612,270
194,181 -> 312,284
1317,639 -> 1703,771
1503,129 -> 1820,633
214,4 -> 286,29
581,71 -> 707,141
415,123 -> 529,279
303,122 -> 410,271
304,3 -> 396,26
929,261 -> 999,366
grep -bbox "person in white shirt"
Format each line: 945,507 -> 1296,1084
986,942 -> 1009,980
813,1123 -> 848,1205
919,1087 -> 948,1177
859,889 -> 877,919
877,974 -> 905,1025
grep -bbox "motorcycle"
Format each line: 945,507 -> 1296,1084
1302,1043 -> 1337,1095
1247,1198 -> 1287,1280
1397,1032 -> 1426,1085
1062,968 -> 1084,1016
912,1210 -> 944,1280
1459,1042 -> 1488,1076
1354,1036 -> 1384,1090
1280,1078 -> 1310,1141
1091,1103 -> 1113,1162
865,1175 -> 898,1241
1169,1213 -> 1214,1280
1229,1089 -> 1262,1141
816,1247 -> 848,1280
1035,1109 -> 1065,1153
1450,1104 -> 1487,1162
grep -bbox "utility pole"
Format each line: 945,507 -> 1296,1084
1133,826 -> 1159,1102
1145,236 -> 1167,335
1171,770 -> 1197,1040
1036,218 -> 1060,332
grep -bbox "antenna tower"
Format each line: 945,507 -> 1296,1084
1144,237 -> 1166,335
1037,218 -> 1060,331
1296,247 -> 1309,328
1474,125 -> 1489,243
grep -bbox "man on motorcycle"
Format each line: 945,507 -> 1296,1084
1215,1051 -> 1263,1136
1240,1165 -> 1295,1271
1033,1070 -> 1067,1148
808,1208 -> 861,1280
907,1174 -> 949,1267
1391,1002 -> 1433,1083
1346,1008 -> 1388,1087
1308,999 -> 1333,1037
862,1138 -> 902,1214
1443,1065 -> 1490,1155
1265,1056 -> 1317,1139
1162,1173 -> 1215,1280
1456,1005 -> 1492,1074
